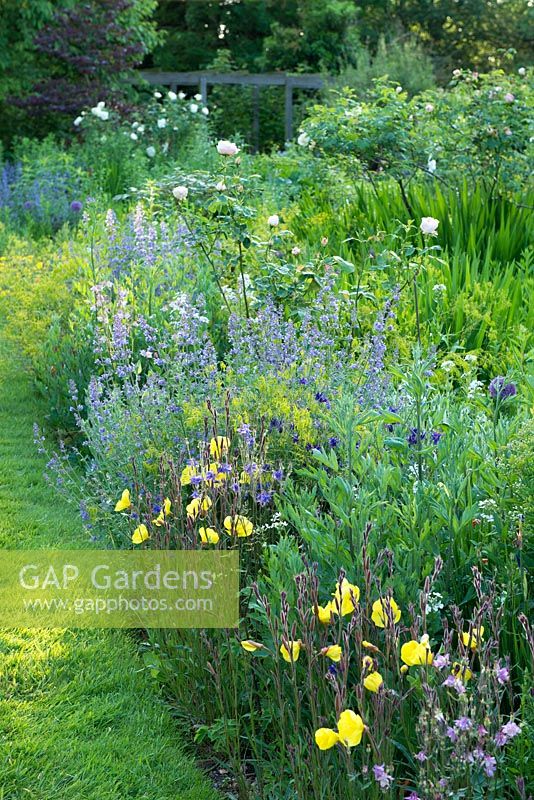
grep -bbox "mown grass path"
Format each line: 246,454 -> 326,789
0,330 -> 219,800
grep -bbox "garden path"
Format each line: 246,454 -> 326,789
0,329 -> 219,800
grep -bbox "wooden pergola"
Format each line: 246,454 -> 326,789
139,70 -> 325,148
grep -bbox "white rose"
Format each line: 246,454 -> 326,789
154,91 -> 162,99
297,131 -> 310,146
217,140 -> 239,156
427,158 -> 437,174
268,214 -> 279,227
172,186 -> 188,201
99,110 -> 109,121
146,146 -> 156,158
137,125 -> 145,134
420,216 -> 439,236
201,107 -> 209,115
395,86 -> 403,94
189,103 -> 198,113
168,91 -> 177,100
518,67 -> 526,77
178,91 -> 186,100
130,132 -> 138,140
194,93 -> 202,101
157,118 -> 167,128
97,101 -> 106,109
73,116 -> 83,126
425,103 -> 434,112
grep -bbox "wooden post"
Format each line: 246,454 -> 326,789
200,76 -> 208,105
252,84 -> 260,153
284,79 -> 293,142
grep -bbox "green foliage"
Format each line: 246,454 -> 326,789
333,34 -> 437,96
301,70 -> 533,193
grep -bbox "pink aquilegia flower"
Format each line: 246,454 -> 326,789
373,764 -> 394,790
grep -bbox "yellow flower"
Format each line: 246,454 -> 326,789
371,597 -> 401,628
131,524 -> 149,544
114,489 -> 131,512
240,640 -> 263,653
316,601 -> 336,624
321,645 -> 342,662
280,640 -> 301,663
314,728 -> 339,750
400,665 -> 409,675
187,496 -> 212,520
332,578 -> 360,616
239,470 -> 251,484
224,515 -> 253,537
152,499 -> 171,527
452,662 -> 473,682
461,626 -> 484,650
337,710 -> 365,748
199,526 -> 220,544
210,436 -> 230,459
401,636 -> 433,667
364,671 -> 383,693
180,465 -> 198,486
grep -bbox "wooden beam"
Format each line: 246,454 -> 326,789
138,71 -> 325,91
284,79 -> 293,142
251,84 -> 260,153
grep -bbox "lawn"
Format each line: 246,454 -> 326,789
0,331 -> 219,800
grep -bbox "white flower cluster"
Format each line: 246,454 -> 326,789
90,101 -> 109,121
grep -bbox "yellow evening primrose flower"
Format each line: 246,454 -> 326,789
280,640 -> 301,663
400,665 -> 409,675
321,645 -> 342,662
316,601 -> 336,624
401,637 -> 433,666
315,728 -> 339,750
199,527 -> 220,544
180,464 -> 198,486
364,671 -> 384,693
163,497 -> 172,515
452,662 -> 473,682
114,489 -> 131,512
332,578 -> 360,616
187,496 -> 212,520
337,710 -> 365,748
131,524 -> 149,544
224,515 -> 253,537
240,640 -> 264,653
461,626 -> 484,650
371,597 -> 401,628
210,436 -> 230,459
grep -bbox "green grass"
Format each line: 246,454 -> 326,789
0,330 -> 219,800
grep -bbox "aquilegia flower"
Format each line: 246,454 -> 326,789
373,764 -> 394,790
